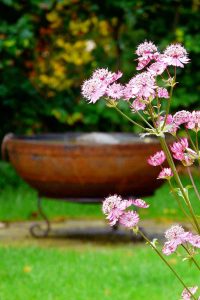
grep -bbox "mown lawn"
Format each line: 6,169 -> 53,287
0,163 -> 200,300
0,162 -> 199,222
0,245 -> 199,300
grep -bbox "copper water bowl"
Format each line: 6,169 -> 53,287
2,132 -> 164,200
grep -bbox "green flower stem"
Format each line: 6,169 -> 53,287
196,131 -> 199,155
187,167 -> 200,202
136,110 -> 154,129
147,104 -> 159,134
185,128 -> 197,152
168,180 -> 196,230
161,84 -> 174,131
195,132 -> 200,167
181,244 -> 200,272
113,106 -> 146,130
138,229 -> 198,300
159,137 -> 200,234
161,68 -> 176,131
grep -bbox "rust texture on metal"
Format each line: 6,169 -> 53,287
2,133 -> 165,200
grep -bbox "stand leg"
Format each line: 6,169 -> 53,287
29,195 -> 51,238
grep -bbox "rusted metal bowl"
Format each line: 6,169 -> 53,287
2,132 -> 164,200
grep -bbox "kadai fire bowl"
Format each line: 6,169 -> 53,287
2,132 -> 164,201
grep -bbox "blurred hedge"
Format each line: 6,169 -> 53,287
0,0 -> 199,138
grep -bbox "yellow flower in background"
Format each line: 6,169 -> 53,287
39,74 -> 50,84
31,8 -> 116,94
69,19 -> 91,35
98,20 -> 110,36
46,11 -> 62,28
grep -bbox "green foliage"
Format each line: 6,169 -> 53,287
0,0 -> 200,138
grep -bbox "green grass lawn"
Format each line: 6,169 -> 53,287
0,163 -> 200,300
0,162 -> 199,222
0,245 -> 199,300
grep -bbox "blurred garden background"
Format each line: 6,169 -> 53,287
0,0 -> 200,139
0,1 -> 200,299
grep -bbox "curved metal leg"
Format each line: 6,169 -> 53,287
30,195 -> 51,238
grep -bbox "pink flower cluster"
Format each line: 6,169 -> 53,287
148,150 -> 166,166
173,110 -> 200,132
162,44 -> 190,68
157,168 -> 173,180
124,72 -> 156,100
81,68 -> 123,103
170,138 -> 197,166
81,41 -> 189,108
135,41 -> 159,70
162,225 -> 200,256
148,151 -> 173,180
135,41 -> 189,71
102,195 -> 149,228
155,110 -> 200,136
181,286 -> 199,300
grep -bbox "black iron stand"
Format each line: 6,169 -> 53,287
29,195 -> 51,237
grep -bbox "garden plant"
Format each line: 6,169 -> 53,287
81,41 -> 200,299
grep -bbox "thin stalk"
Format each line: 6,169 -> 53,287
185,128 -> 197,152
114,106 -> 146,130
168,180 -> 196,230
181,244 -> 200,271
161,84 -> 174,130
138,229 -> 198,300
136,110 -> 154,129
147,104 -> 158,132
196,131 -> 199,154
159,137 -> 200,234
166,67 -> 171,78
195,131 -> 200,167
187,167 -> 200,202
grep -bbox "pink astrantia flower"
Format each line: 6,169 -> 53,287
148,61 -> 167,76
125,72 -> 156,99
136,41 -> 158,57
136,41 -> 159,70
119,211 -> 139,228
131,198 -> 149,208
107,208 -> 124,226
136,58 -> 152,71
163,225 -> 200,255
131,98 -> 146,112
81,78 -> 108,103
106,83 -> 124,99
157,168 -> 173,180
170,138 -> 197,166
103,195 -> 134,226
81,68 -> 123,103
92,68 -> 122,85
162,240 -> 180,255
188,234 -> 200,248
157,87 -> 169,99
170,138 -> 188,154
186,111 -> 200,132
102,194 -> 123,215
165,224 -> 186,241
102,194 -> 148,228
181,286 -> 198,300
147,150 -> 166,166
173,110 -> 191,126
162,43 -> 190,67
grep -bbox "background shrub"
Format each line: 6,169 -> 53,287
0,0 -> 199,138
